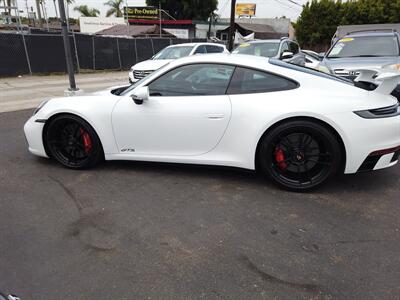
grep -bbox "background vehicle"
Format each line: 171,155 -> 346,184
302,50 -> 322,69
25,54 -> 400,191
232,38 -> 306,66
319,31 -> 400,80
128,43 -> 228,83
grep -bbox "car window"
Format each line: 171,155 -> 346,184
152,46 -> 194,59
194,45 -> 207,54
289,42 -> 299,54
327,36 -> 399,58
227,67 -> 298,94
148,64 -> 235,96
280,42 -> 289,54
205,45 -> 224,53
232,42 -> 280,58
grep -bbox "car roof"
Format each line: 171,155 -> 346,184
346,31 -> 397,38
168,53 -> 268,67
245,39 -> 282,44
167,42 -> 226,48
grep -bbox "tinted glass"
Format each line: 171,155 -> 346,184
194,45 -> 207,54
227,67 -> 298,94
153,46 -> 193,59
232,42 -> 280,58
206,45 -> 224,53
327,36 -> 399,58
148,64 -> 235,96
280,42 -> 289,54
269,58 -> 354,85
289,42 -> 299,54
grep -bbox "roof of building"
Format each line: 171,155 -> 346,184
95,24 -> 175,37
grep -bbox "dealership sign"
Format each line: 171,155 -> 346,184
80,17 -> 125,34
235,3 -> 256,16
124,7 -> 159,20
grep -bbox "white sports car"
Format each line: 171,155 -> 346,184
24,54 -> 400,191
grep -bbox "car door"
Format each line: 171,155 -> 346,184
112,63 -> 234,156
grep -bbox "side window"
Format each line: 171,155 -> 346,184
290,42 -> 299,54
148,64 -> 235,97
205,45 -> 224,53
227,67 -> 298,94
280,42 -> 289,55
194,45 -> 207,54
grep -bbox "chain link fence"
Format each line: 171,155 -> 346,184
0,32 -> 206,77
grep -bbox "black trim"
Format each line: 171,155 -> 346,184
391,150 -> 400,163
358,155 -> 381,172
35,119 -> 47,123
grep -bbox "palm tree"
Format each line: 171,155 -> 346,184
73,5 -> 100,17
104,0 -> 123,17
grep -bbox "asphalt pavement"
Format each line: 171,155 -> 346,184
0,109 -> 399,299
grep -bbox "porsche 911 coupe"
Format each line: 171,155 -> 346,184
24,54 -> 400,191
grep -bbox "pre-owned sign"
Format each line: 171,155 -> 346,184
124,7 -> 159,20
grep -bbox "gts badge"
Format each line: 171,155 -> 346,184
121,148 -> 135,153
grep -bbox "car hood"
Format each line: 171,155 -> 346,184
132,59 -> 173,71
322,56 -> 400,72
90,85 -> 130,96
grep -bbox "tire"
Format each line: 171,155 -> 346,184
258,120 -> 342,192
45,114 -> 103,169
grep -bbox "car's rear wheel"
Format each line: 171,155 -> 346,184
45,114 -> 103,169
258,120 -> 342,191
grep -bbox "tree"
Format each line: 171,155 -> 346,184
104,0 -> 123,17
294,0 -> 400,50
73,5 -> 100,17
146,0 -> 218,21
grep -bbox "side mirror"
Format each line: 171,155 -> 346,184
131,86 -> 149,105
281,51 -> 294,60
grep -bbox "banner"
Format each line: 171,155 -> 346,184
124,7 -> 159,20
235,3 -> 256,16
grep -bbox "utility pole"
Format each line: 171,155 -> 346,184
228,0 -> 236,51
35,0 -> 42,27
58,0 -> 77,91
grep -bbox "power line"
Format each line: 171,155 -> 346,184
286,0 -> 303,7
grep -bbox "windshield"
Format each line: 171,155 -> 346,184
327,36 -> 399,58
153,46 -> 194,59
232,42 -> 280,58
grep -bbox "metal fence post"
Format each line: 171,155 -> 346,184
72,32 -> 80,73
116,37 -> 122,70
20,33 -> 32,75
150,38 -> 155,55
134,38 -> 138,63
169,38 -> 172,45
92,35 -> 96,70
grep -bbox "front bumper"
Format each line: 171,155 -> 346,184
23,116 -> 48,158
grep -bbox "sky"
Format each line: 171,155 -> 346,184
16,0 -> 310,21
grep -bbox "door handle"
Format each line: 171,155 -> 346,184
206,114 -> 224,120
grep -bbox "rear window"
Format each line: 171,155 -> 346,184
327,35 -> 399,58
232,42 -> 280,58
269,58 -> 354,85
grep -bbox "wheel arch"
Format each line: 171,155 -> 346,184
42,112 -> 105,158
254,116 -> 347,172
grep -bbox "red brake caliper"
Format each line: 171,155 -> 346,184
79,128 -> 92,154
274,147 -> 287,170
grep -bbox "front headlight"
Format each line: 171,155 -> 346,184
33,99 -> 49,115
382,63 -> 400,71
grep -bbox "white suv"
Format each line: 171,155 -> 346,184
129,42 -> 229,83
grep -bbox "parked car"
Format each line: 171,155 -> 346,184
302,50 -> 322,69
128,42 -> 229,83
318,31 -> 400,80
25,54 -> 400,191
232,38 -> 306,66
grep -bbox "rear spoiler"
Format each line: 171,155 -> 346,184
352,68 -> 400,95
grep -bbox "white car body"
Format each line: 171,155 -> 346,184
25,54 -> 400,190
128,42 -> 229,83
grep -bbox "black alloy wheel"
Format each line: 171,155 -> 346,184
258,120 -> 342,191
45,115 -> 103,169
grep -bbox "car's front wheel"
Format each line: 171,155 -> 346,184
258,120 -> 342,192
45,114 -> 103,169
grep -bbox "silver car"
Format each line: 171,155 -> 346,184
232,38 -> 306,66
319,31 -> 400,80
